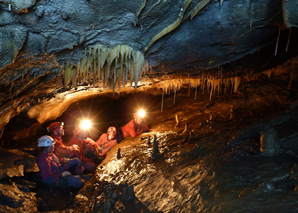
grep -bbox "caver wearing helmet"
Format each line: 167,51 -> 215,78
107,126 -> 117,140
68,125 -> 101,172
117,112 -> 149,142
96,126 -> 118,156
48,121 -> 81,160
47,122 -> 64,134
37,135 -> 85,189
38,135 -> 55,147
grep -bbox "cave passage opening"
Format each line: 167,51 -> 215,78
1,91 -> 162,149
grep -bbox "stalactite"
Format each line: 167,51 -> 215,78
233,76 -> 242,93
62,44 -> 148,91
274,27 -> 281,56
194,78 -> 198,100
161,87 -> 164,112
286,27 -> 292,52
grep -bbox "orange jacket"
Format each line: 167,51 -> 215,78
96,133 -> 118,156
67,136 -> 96,161
51,135 -> 81,159
121,119 -> 149,138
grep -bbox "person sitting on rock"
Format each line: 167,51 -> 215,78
117,112 -> 149,142
48,122 -> 81,160
67,126 -> 103,172
95,126 -> 118,156
37,135 -> 85,189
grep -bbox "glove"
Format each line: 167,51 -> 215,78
62,171 -> 72,177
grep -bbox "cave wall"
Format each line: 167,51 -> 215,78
0,0 -> 297,141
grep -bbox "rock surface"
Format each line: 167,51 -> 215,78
0,148 -> 39,180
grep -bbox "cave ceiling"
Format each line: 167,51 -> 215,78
0,0 -> 298,140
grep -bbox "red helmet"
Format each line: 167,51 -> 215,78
107,126 -> 117,135
47,122 -> 64,133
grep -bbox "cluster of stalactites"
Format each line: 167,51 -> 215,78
159,69 -> 278,102
63,44 -> 149,92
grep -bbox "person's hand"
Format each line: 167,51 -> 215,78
62,171 -> 72,177
73,144 -> 80,151
84,137 -> 95,144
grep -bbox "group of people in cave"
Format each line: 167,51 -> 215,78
37,112 -> 149,189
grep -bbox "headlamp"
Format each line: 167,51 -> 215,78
80,119 -> 92,130
137,109 -> 146,118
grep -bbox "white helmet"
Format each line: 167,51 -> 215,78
38,135 -> 55,147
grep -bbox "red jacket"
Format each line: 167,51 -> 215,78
67,135 -> 97,162
121,119 -> 149,138
96,133 -> 118,156
51,135 -> 81,159
37,152 -> 67,183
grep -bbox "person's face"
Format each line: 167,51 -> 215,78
46,144 -> 55,153
54,126 -> 64,137
76,130 -> 85,141
108,133 -> 115,140
135,117 -> 143,125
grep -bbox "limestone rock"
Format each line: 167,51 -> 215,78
0,182 -> 37,212
0,148 -> 39,181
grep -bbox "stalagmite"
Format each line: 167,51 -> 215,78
117,148 -> 121,159
152,135 -> 158,159
190,131 -> 195,141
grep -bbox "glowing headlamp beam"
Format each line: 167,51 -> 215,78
137,109 -> 146,118
80,119 -> 92,130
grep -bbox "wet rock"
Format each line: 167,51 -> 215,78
103,200 -> 112,213
290,163 -> 298,180
258,182 -> 275,192
0,148 -> 39,181
121,185 -> 135,204
260,128 -> 279,155
114,200 -> 125,212
93,199 -> 104,213
104,186 -> 113,199
183,133 -> 189,143
10,0 -> 36,12
111,190 -> 119,203
73,194 -> 88,207
0,25 -> 28,68
35,6 -> 44,17
0,182 -> 37,212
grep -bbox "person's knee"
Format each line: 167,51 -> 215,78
67,176 -> 85,188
